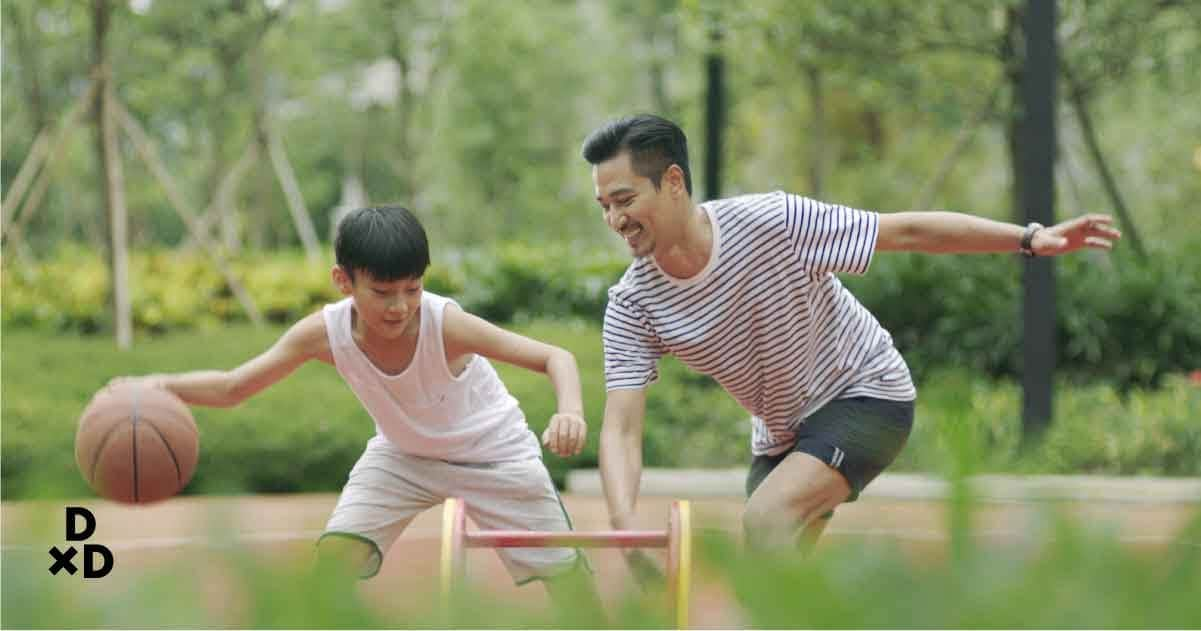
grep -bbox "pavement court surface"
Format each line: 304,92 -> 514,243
4,471 -> 1199,627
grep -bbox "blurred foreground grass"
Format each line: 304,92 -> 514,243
3,497 -> 1198,628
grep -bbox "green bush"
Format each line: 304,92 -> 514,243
845,248 -> 1201,389
3,324 -> 1199,502
6,243 -> 1196,389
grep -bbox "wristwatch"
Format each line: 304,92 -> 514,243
1019,222 -> 1044,258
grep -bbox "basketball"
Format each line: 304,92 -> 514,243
75,382 -> 199,504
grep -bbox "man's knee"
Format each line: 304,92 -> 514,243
742,498 -> 799,542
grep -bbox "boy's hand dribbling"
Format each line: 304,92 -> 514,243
541,413 -> 587,457
105,375 -> 166,392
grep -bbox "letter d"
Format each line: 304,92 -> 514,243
83,544 -> 114,579
65,506 -> 96,541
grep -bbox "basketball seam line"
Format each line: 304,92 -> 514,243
88,416 -> 127,488
141,418 -> 184,487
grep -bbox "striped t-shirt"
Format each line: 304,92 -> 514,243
603,191 -> 916,456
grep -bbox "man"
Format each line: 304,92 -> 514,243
581,114 -> 1119,559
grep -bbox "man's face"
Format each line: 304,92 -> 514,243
593,152 -> 665,258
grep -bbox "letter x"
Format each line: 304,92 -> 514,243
48,546 -> 78,575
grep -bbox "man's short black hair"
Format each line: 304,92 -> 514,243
581,114 -> 692,196
334,206 -> 430,281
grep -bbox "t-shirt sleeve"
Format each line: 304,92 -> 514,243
602,295 -> 664,391
782,192 -> 879,275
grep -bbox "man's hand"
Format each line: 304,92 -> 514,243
624,548 -> 666,587
611,512 -> 666,587
541,413 -> 587,457
1033,213 -> 1122,256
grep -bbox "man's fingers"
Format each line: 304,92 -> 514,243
1085,236 -> 1113,250
625,549 -> 665,587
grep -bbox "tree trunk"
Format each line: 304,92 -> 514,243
2,81 -> 99,241
1017,0 -> 1058,443
267,129 -> 321,262
910,86 -> 998,210
388,13 -> 414,200
4,2 -> 48,132
92,0 -> 132,349
1063,67 -> 1147,259
703,22 -> 725,200
114,99 -> 265,326
805,64 -> 825,198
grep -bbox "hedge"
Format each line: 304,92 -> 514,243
2,321 -> 1198,501
5,243 -> 1198,390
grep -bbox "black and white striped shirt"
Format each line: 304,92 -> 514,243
603,191 -> 916,456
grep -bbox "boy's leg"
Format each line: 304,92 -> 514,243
540,556 -> 606,619
318,436 -> 439,578
316,529 -> 405,579
743,397 -> 914,552
446,458 -> 604,619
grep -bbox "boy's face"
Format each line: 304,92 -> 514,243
593,151 -> 678,259
332,266 -> 423,340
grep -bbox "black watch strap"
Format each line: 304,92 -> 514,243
1020,222 -> 1044,257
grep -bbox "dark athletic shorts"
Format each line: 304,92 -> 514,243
745,396 -> 915,504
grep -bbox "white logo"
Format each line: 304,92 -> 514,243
830,447 -> 845,468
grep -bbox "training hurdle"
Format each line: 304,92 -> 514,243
440,497 -> 692,629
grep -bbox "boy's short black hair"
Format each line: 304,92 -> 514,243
334,206 -> 430,281
581,114 -> 692,196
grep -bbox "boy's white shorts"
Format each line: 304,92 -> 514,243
321,435 -> 586,583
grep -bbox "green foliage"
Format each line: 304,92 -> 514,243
1,244 -> 625,332
3,322 -> 1199,502
844,248 -> 1201,389
896,370 -> 1201,477
704,511 -> 1201,628
7,243 -> 1198,389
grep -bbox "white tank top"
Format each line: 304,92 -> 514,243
322,291 -> 541,463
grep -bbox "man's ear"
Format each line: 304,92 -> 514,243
664,164 -> 687,197
331,265 -> 353,295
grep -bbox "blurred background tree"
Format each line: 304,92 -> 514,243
3,0 -> 1199,495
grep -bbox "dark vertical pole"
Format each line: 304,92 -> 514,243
1020,0 -> 1057,441
703,22 -> 724,201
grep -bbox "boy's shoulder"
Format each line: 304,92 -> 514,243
275,309 -> 336,364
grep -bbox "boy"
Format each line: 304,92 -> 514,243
111,206 -> 600,608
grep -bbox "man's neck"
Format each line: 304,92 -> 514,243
654,204 -> 712,280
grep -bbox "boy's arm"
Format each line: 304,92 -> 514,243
876,211 -> 1121,255
111,312 -> 329,408
442,304 -> 587,457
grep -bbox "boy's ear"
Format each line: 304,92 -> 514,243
331,265 -> 353,295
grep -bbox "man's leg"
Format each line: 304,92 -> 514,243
742,451 -> 850,552
742,397 -> 915,553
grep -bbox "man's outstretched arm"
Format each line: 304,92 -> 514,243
876,211 -> 1121,256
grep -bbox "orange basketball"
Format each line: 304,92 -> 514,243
75,382 -> 199,504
